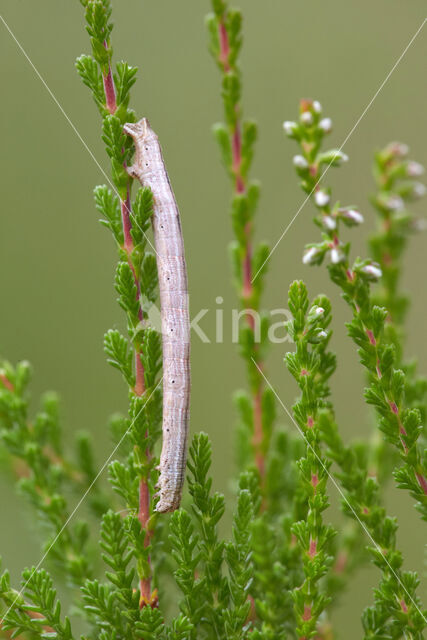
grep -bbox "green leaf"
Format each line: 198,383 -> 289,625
95,184 -> 123,243
115,261 -> 140,324
104,329 -> 134,386
140,253 -> 158,303
115,61 -> 138,108
75,54 -> 104,110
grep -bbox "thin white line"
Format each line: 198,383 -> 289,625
251,358 -> 427,623
0,376 -> 163,626
252,16 -> 427,284
0,13 -> 158,258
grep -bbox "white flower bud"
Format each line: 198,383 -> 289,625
293,155 -> 309,169
362,264 -> 382,280
319,117 -> 332,133
303,247 -> 320,265
413,218 -> 427,232
317,149 -> 348,166
330,247 -> 343,264
300,111 -> 313,126
407,161 -> 425,177
390,142 -> 409,157
314,190 -> 330,207
307,305 -> 325,325
283,121 -> 298,137
323,215 -> 336,230
313,100 -> 322,113
309,328 -> 329,344
341,208 -> 364,225
387,195 -> 404,211
413,182 -> 426,198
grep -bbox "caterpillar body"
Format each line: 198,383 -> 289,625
124,118 -> 190,513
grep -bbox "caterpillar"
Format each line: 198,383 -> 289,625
124,118 -> 190,513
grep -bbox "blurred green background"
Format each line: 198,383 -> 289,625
1,0 -> 426,636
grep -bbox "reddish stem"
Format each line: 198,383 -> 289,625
366,329 -> 376,346
219,18 -> 265,486
253,388 -> 264,478
101,47 -> 153,606
138,475 -> 153,606
302,605 -> 312,621
103,67 -> 117,114
400,599 -> 409,614
311,473 -> 319,493
218,21 -> 230,71
308,538 -> 317,559
416,472 -> 427,496
102,42 -> 117,115
121,192 -> 134,255
0,373 -> 14,392
242,229 -> 253,299
334,551 -> 347,574
232,126 -> 245,194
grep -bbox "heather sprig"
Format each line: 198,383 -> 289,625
1,0 -> 164,634
206,6 -> 321,637
284,281 -> 337,638
76,0 -> 162,606
285,99 -> 427,520
0,566 -> 74,639
206,0 -> 275,495
170,433 -> 256,639
283,286 -> 426,638
319,408 -> 426,638
370,144 -> 427,419
370,142 -> 426,336
0,361 -> 104,589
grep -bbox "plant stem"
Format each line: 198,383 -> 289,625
285,283 -> 336,639
216,12 -> 265,485
103,55 -> 117,114
287,99 -> 427,513
101,63 -> 154,607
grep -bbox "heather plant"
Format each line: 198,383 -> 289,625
0,1 -> 426,639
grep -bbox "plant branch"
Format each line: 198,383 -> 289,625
207,0 -> 272,493
76,0 -> 160,608
285,99 -> 427,518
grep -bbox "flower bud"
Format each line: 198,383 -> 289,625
314,190 -> 330,207
330,247 -> 344,264
407,161 -> 425,177
309,328 -> 329,343
412,217 -> 427,232
412,182 -> 426,198
293,155 -> 309,169
389,142 -> 409,157
303,246 -> 321,265
319,117 -> 332,133
300,111 -> 313,126
386,195 -> 404,211
307,305 -> 325,324
361,263 -> 382,281
313,100 -> 322,114
340,208 -> 364,226
318,149 -> 348,166
283,120 -> 298,137
323,215 -> 336,230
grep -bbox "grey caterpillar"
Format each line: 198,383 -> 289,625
124,118 -> 190,513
